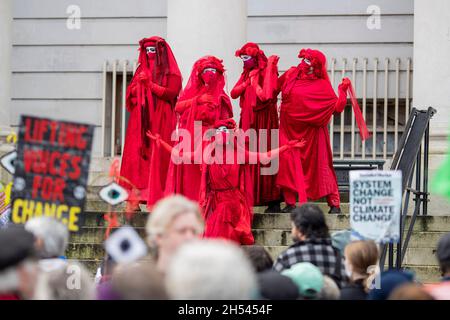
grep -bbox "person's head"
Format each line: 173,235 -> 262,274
436,232 -> 450,277
290,204 -> 330,242
318,275 -> 341,300
281,262 -> 324,299
235,42 -> 267,71
0,226 -> 38,299
33,262 -> 94,300
257,271 -> 299,300
146,195 -> 204,261
136,36 -> 181,87
25,217 -> 69,259
388,283 -> 434,300
368,270 -> 415,300
242,245 -> 274,273
165,239 -> 258,299
331,229 -> 352,255
344,240 -> 379,288
111,261 -> 167,300
214,126 -> 233,146
297,48 -> 329,81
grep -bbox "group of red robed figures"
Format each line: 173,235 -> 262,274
119,36 -> 370,245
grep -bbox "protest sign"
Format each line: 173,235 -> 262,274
10,116 -> 94,232
349,170 -> 402,243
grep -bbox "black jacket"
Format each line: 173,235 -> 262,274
340,279 -> 367,300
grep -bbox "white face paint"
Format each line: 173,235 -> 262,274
202,67 -> 217,74
240,55 -> 252,61
146,46 -> 156,54
302,58 -> 311,65
215,126 -> 229,134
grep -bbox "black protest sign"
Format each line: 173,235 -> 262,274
11,116 -> 94,232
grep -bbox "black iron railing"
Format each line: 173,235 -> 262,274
380,107 -> 436,270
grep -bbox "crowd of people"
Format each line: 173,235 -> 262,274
1,197 -> 449,300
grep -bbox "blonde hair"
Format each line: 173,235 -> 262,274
344,240 -> 379,291
145,195 -> 204,247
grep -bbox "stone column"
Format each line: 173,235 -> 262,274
167,0 -> 247,119
413,0 -> 450,214
0,0 -> 12,137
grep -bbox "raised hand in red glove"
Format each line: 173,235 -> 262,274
338,77 -> 351,93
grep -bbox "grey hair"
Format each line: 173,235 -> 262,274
25,217 -> 69,258
165,239 -> 258,300
33,261 -> 94,300
146,195 -> 203,247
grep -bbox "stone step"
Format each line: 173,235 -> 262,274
77,212 -> 450,234
253,229 -> 447,248
78,211 -> 148,228
70,226 -> 146,243
82,201 -> 348,214
253,213 -> 450,232
70,226 -> 445,255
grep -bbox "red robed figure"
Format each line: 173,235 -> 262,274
147,122 -> 304,245
164,56 -> 233,202
120,36 -> 182,209
231,43 -> 280,210
275,49 -> 370,212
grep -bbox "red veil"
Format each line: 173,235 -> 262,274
232,43 -> 280,205
233,42 -> 268,130
282,49 -> 369,140
277,48 -> 369,204
121,36 -> 182,204
164,56 -> 233,202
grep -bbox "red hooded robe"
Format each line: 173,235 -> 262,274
120,36 -> 182,204
276,49 -> 369,206
164,56 -> 233,202
231,43 -> 280,205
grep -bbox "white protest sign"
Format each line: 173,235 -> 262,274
349,170 -> 402,243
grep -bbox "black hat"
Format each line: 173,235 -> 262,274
0,226 -> 36,271
437,232 -> 450,263
257,270 -> 299,300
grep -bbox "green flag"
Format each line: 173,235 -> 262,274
431,136 -> 450,200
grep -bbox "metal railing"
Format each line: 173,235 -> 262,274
380,107 -> 435,270
101,57 -> 413,163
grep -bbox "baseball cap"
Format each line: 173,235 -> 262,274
281,262 -> 324,299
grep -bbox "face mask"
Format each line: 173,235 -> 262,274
241,55 -> 256,70
201,68 -> 217,85
299,57 -> 313,75
146,46 -> 156,60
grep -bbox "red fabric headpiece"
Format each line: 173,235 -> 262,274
193,55 -> 225,75
178,56 -> 226,103
298,48 -> 330,82
235,42 -> 268,70
137,36 -> 182,83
